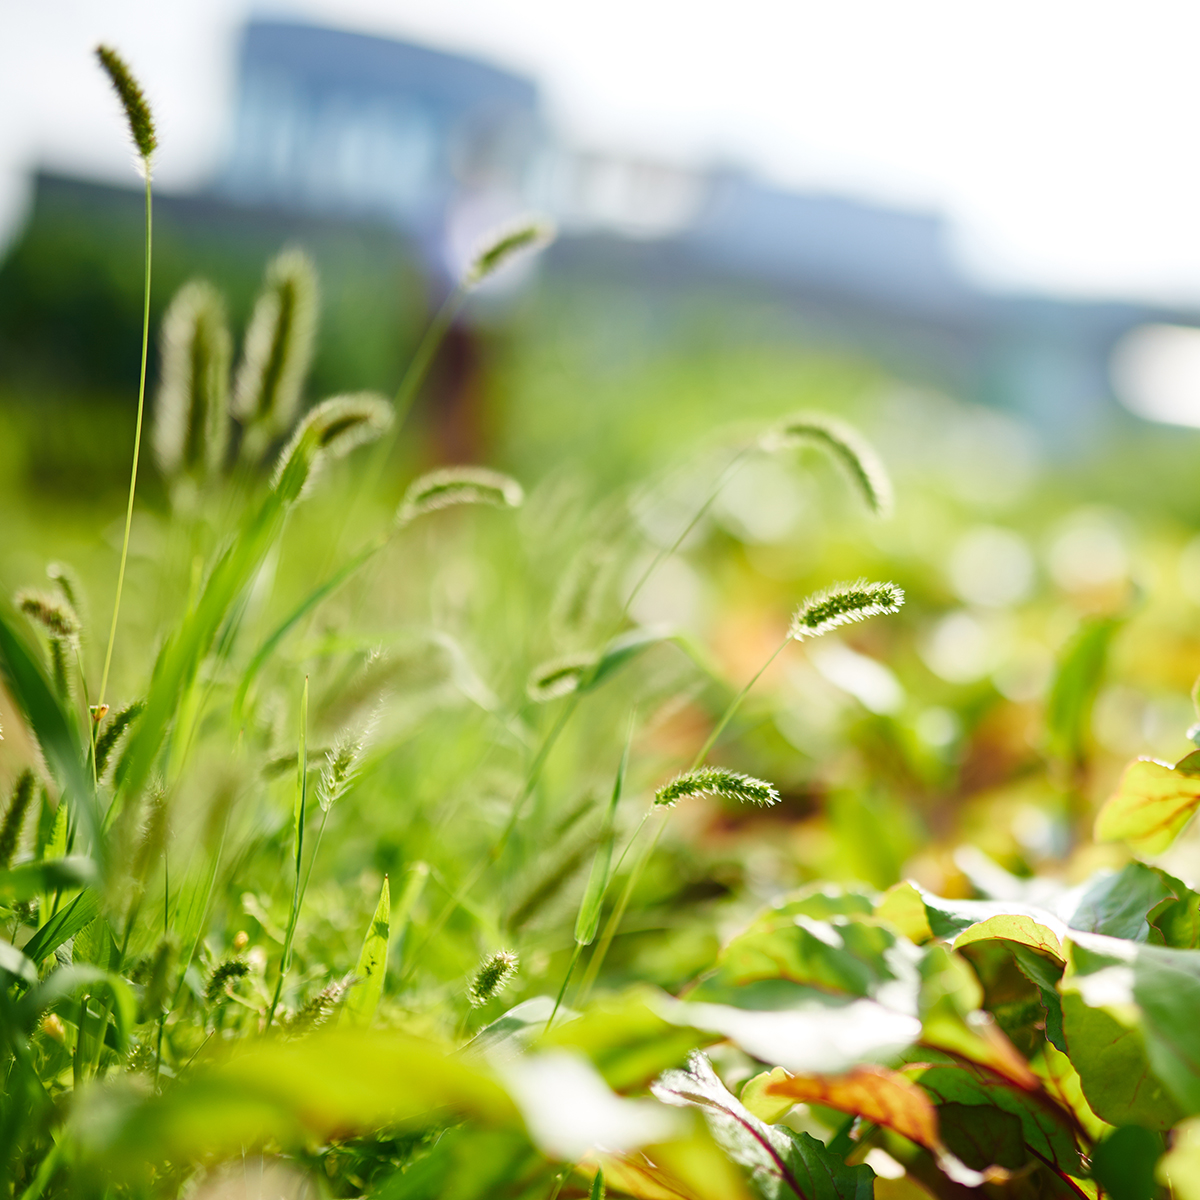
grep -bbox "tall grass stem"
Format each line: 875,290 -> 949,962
98,172 -> 152,711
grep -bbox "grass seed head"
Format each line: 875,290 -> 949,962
0,769 -> 37,870
154,280 -> 232,480
285,975 -> 353,1035
464,216 -> 555,288
764,412 -> 893,518
16,589 -> 80,642
204,958 -> 250,1005
654,767 -> 780,809
232,248 -> 318,443
272,393 -> 393,500
789,579 -> 904,641
95,700 -> 145,780
396,466 -> 524,527
468,950 -> 519,1006
526,653 -> 597,702
95,46 -> 157,162
317,728 -> 368,812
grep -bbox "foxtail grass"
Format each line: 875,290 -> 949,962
95,45 -> 155,714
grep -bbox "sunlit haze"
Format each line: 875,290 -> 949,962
5,1 -> 1200,306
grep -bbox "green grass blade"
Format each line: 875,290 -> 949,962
120,489 -> 290,802
0,858 -> 96,904
233,538 -> 383,721
344,875 -> 389,1027
23,889 -> 101,965
575,727 -> 632,947
0,605 -> 96,855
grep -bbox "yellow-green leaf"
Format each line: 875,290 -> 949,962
1096,751 -> 1200,855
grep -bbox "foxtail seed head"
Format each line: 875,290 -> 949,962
16,589 -> 80,642
204,958 -> 250,1005
526,653 -> 596,703
233,248 -> 318,443
396,466 -> 524,527
464,217 -> 555,288
0,769 -> 36,870
468,950 -> 519,1007
154,280 -> 232,480
789,580 -> 904,641
654,767 -> 779,810
317,728 -> 368,812
272,393 -> 393,500
764,413 -> 893,518
95,700 -> 145,780
96,46 -> 156,162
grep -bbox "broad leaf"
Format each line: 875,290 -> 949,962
765,1064 -> 940,1151
72,1027 -> 518,1170
910,1062 -> 1084,1175
652,1052 -> 875,1200
1096,751 -> 1200,855
0,856 -> 96,903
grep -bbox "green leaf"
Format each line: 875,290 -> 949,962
0,604 -> 96,852
589,1167 -> 605,1200
1091,1126 -> 1164,1200
575,734 -> 630,947
541,986 -> 709,1091
371,1127 -> 538,1200
121,485 -> 294,802
1070,863 -> 1181,942
22,888 -> 100,964
1010,943 -> 1067,1052
344,875 -> 389,1027
17,965 -> 137,1052
1045,614 -> 1121,765
0,856 -> 96,904
1096,751 -> 1200,855
652,1051 -> 876,1200
0,940 -> 37,984
1159,1117 -> 1200,1200
911,1062 -> 1083,1175
702,911 -> 919,1000
72,1027 -> 519,1170
1061,934 -> 1200,1126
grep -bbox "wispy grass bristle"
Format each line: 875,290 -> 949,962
468,950 -> 519,1006
95,46 -> 156,162
272,393 -> 393,499
95,700 -> 144,780
204,959 -> 250,1005
284,975 -> 353,1035
317,728 -> 368,812
46,562 -> 84,620
765,412 -> 893,518
396,467 -> 524,527
16,589 -> 80,641
789,579 -> 905,640
233,248 -> 318,446
654,767 -> 780,809
526,653 -> 596,703
0,769 -> 36,870
154,280 -> 231,480
465,217 -> 555,288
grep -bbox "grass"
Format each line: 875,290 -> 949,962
7,40 -> 1200,1200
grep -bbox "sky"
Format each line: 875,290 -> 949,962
5,1 -> 1200,306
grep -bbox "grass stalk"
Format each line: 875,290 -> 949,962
98,171 -> 152,712
577,635 -> 791,1002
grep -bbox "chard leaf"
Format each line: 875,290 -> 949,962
910,1062 -> 1083,1175
652,1052 -> 875,1200
1096,751 -> 1200,855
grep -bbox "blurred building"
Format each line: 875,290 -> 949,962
2,16 -> 1194,438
